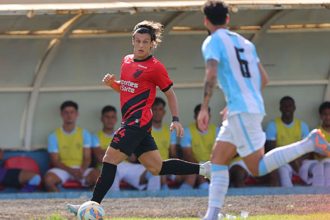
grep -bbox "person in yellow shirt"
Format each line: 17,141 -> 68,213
44,101 -> 99,192
148,97 -> 177,190
180,104 -> 217,189
265,96 -> 309,187
300,101 -> 330,186
91,105 -> 121,191
92,105 -> 118,168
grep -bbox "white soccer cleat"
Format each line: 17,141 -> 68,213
67,203 -> 80,216
200,161 -> 211,180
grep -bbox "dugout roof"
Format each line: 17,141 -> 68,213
0,0 -> 329,38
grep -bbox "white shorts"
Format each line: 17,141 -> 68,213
299,158 -> 330,186
117,162 -> 146,190
47,167 -> 94,187
217,113 -> 266,157
116,162 -> 161,191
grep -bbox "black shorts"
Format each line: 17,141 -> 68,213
2,169 -> 21,188
110,125 -> 157,158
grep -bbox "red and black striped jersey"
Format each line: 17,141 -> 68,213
119,54 -> 173,129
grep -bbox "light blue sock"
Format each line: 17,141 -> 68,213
28,175 -> 41,186
203,164 -> 229,220
258,138 -> 314,176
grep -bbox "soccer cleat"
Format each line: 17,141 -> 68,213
67,203 -> 80,216
200,161 -> 211,180
309,129 -> 330,157
201,210 -> 222,220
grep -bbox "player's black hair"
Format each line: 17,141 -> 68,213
194,104 -> 211,119
280,96 -> 295,105
202,0 -> 229,26
133,20 -> 163,47
101,105 -> 117,115
319,101 -> 330,115
60,100 -> 78,111
153,97 -> 166,107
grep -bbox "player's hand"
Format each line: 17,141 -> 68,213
170,121 -> 184,137
102,73 -> 116,87
80,167 -> 86,175
197,108 -> 209,132
70,168 -> 83,180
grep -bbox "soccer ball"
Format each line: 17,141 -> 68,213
77,201 -> 105,220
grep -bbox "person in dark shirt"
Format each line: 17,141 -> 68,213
0,149 -> 41,192
67,20 -> 210,215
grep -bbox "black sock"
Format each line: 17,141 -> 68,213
159,159 -> 199,175
91,162 -> 117,204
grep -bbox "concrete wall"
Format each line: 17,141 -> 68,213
0,30 -> 329,149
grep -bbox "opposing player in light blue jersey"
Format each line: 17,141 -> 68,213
198,1 -> 330,220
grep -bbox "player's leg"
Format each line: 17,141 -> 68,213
278,164 -> 293,187
234,113 -> 330,177
91,146 -> 127,203
138,149 -> 210,177
2,169 -> 40,192
311,162 -> 324,186
67,147 -> 126,216
180,174 -> 197,189
121,162 -> 147,190
244,130 -> 329,177
109,164 -> 121,191
197,175 -> 209,189
299,159 -> 317,185
91,124 -> 158,203
137,134 -> 210,178
82,168 -> 100,188
68,126 -> 148,215
203,113 -> 255,220
44,168 -> 70,192
18,170 -> 41,192
202,141 -> 237,220
323,160 -> 330,186
146,175 -> 161,191
160,175 -> 169,190
229,162 -> 249,188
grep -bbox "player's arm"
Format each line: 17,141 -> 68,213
198,59 -> 218,132
265,121 -> 277,152
48,134 -> 83,179
169,131 -> 178,158
92,147 -> 106,164
50,153 -> 83,179
164,88 -> 184,137
258,63 -> 269,90
49,153 -> 76,174
169,144 -> 178,158
81,148 -> 91,171
182,147 -> 198,163
102,73 -> 120,93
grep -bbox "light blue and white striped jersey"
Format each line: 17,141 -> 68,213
202,29 -> 265,116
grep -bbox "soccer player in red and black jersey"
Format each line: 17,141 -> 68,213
67,20 -> 210,215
